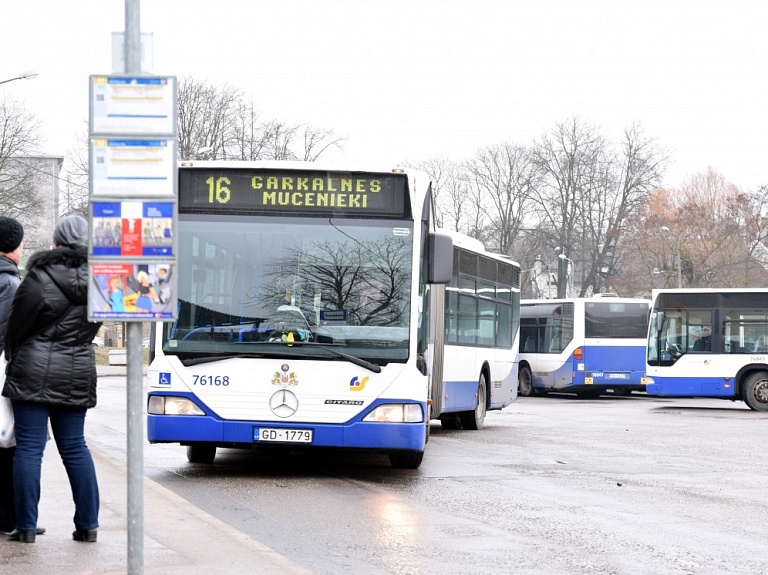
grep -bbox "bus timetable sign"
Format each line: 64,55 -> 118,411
178,169 -> 408,217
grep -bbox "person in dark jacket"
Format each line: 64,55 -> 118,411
0,216 -> 34,535
2,215 -> 102,543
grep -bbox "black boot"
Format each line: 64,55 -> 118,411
72,528 -> 97,542
7,529 -> 36,543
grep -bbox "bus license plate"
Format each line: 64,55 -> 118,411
255,428 -> 313,444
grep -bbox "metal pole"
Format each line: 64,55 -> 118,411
124,1 -> 144,573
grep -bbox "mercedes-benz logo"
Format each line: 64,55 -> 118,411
269,389 -> 299,418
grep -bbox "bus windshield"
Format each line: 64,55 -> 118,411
164,215 -> 414,363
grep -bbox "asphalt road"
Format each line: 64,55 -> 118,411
89,378 -> 768,575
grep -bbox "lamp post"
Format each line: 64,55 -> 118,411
558,253 -> 574,297
181,146 -> 213,161
0,71 -> 38,85
660,226 -> 682,288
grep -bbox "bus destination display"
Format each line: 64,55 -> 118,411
179,169 -> 408,217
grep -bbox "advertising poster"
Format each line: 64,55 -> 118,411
89,262 -> 177,320
91,201 -> 174,257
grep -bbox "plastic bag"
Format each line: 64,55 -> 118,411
0,354 -> 14,448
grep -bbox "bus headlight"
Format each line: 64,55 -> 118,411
147,395 -> 205,416
363,404 -> 423,423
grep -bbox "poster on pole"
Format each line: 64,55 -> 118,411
90,75 -> 176,135
89,262 -> 177,321
90,137 -> 176,196
90,200 -> 174,257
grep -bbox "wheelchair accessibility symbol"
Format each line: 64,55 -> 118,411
158,372 -> 171,386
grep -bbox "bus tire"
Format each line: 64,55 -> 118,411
459,374 -> 487,430
389,450 -> 424,469
518,365 -> 533,397
186,443 -> 217,464
742,371 -> 768,411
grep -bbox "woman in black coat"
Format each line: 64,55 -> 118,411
2,215 -> 102,543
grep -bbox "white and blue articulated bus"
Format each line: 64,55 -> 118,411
146,162 -> 519,468
643,288 -> 768,411
432,230 -> 521,430
517,296 -> 651,397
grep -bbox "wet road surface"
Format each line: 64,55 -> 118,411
90,379 -> 768,574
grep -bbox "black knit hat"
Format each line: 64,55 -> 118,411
0,216 -> 24,253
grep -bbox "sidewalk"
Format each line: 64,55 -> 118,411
1,368 -> 313,575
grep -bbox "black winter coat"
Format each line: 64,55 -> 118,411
0,255 -> 21,351
2,247 -> 102,408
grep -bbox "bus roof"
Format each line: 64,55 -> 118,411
438,228 -> 520,267
651,288 -> 768,300
177,159 -> 426,178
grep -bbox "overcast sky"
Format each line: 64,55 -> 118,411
1,1 -> 766,190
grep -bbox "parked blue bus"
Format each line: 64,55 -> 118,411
643,288 -> 768,411
518,296 -> 650,397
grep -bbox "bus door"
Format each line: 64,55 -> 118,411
659,309 -> 721,395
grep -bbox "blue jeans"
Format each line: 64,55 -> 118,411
11,401 -> 99,532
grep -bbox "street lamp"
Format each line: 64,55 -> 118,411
0,71 -> 39,85
558,253 -> 574,297
181,146 -> 213,161
660,226 -> 682,288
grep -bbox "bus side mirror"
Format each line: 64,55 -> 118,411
428,232 -> 452,284
655,311 -> 665,332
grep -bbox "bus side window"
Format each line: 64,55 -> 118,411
524,336 -> 536,352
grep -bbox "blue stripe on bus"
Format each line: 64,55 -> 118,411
582,344 -> 646,386
147,394 -> 427,451
528,343 -> 646,391
441,380 -> 480,412
645,377 -> 736,398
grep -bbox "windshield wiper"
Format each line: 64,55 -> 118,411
307,343 -> 382,373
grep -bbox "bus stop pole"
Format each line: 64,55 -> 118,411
126,322 -> 144,574
124,1 -> 144,573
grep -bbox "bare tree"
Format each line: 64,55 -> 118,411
530,118 -> 665,297
177,76 -> 242,160
531,117 -> 607,296
61,128 -> 90,218
465,142 -> 537,255
409,157 -> 471,231
301,126 -> 344,162
178,77 -> 342,162
0,97 -> 44,219
578,124 -> 665,294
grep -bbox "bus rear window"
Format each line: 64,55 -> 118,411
585,302 -> 649,338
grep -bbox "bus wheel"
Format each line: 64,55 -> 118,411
518,366 -> 533,397
440,413 -> 461,430
389,450 -> 424,469
459,374 -> 487,430
186,443 -> 216,464
742,372 -> 768,411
